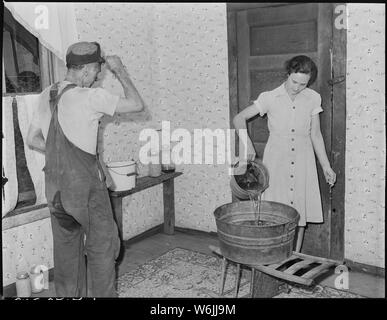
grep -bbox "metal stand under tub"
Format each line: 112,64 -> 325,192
209,245 -> 343,298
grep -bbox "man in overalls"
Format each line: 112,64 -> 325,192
27,42 -> 147,297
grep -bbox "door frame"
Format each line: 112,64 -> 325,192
227,3 -> 346,260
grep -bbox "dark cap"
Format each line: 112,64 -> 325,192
66,41 -> 105,67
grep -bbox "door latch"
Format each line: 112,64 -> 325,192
327,75 -> 345,86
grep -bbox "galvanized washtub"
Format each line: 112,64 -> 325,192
213,200 -> 300,265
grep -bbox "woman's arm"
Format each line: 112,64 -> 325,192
310,114 -> 336,186
27,123 -> 45,154
232,104 -> 260,161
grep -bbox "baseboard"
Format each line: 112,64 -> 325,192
122,225 -> 218,247
122,224 -> 164,246
174,226 -> 219,239
344,259 -> 385,278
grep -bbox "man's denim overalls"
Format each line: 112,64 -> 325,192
44,83 -> 120,297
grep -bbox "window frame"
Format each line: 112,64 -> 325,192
2,43 -> 55,96
2,12 -> 59,218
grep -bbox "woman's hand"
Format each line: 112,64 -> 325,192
323,166 -> 336,186
232,141 -> 256,176
232,158 -> 248,176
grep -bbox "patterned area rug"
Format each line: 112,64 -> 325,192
117,248 -> 364,298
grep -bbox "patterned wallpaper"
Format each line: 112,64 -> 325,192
74,3 -> 232,237
150,4 -> 232,232
3,3 -> 385,287
2,216 -> 54,286
345,4 -> 385,268
3,4 -> 231,286
75,3 -> 162,239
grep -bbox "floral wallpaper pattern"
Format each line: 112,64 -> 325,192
3,3 -> 385,287
2,216 -> 54,286
345,4 -> 385,268
75,3 -> 163,239
74,3 -> 232,238
149,3 -> 232,232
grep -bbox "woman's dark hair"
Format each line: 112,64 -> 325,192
285,55 -> 318,86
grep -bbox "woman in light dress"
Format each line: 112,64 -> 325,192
233,55 -> 336,252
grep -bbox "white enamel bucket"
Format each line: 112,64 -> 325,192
106,160 -> 137,191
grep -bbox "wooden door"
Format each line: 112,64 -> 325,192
232,3 -> 335,258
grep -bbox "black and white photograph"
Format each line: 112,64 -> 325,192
1,1 -> 385,307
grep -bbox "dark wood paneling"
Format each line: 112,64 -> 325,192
330,3 -> 347,260
246,3 -> 317,26
227,10 -> 238,129
249,69 -> 286,99
227,10 -> 240,163
250,21 -> 317,56
302,3 -> 334,258
227,3 -> 292,12
249,52 -> 318,71
236,10 -> 250,111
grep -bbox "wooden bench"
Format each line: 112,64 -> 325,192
109,171 -> 183,240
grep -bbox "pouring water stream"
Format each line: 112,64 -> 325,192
233,159 -> 269,226
249,191 -> 262,225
